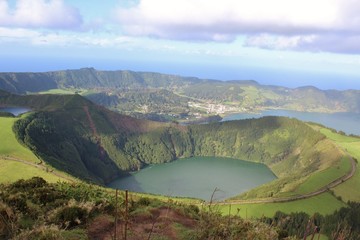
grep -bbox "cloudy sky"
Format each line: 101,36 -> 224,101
1,0 -> 360,89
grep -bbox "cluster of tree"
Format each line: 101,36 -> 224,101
263,202 -> 360,239
13,110 -> 124,184
0,177 -> 119,239
85,89 -> 190,115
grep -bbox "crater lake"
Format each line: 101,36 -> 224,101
108,157 -> 277,201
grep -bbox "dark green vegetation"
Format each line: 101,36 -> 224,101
263,202 -> 360,240
1,177 -> 359,240
0,177 -> 279,240
0,90 -> 345,200
1,68 -> 360,123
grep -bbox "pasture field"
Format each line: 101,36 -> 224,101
0,116 -> 39,163
319,128 -> 360,202
0,116 -> 77,183
293,156 -> 351,195
0,160 -> 66,183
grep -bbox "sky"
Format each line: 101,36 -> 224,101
1,0 -> 360,90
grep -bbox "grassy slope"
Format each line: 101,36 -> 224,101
0,160 -> 66,183
0,116 -> 75,183
319,128 -> 360,202
219,125 -> 358,219
293,156 -> 351,195
0,116 -> 39,162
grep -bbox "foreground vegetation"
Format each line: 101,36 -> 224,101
1,177 -> 359,240
0,177 -> 279,240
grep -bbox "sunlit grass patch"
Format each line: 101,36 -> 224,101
0,117 -> 39,162
0,160 -> 66,183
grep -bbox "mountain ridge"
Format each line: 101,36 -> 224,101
1,68 -> 360,117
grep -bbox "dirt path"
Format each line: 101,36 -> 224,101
0,156 -> 75,182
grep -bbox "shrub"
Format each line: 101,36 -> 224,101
0,202 -> 17,239
54,206 -> 88,229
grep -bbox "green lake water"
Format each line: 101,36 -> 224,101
108,157 -> 276,201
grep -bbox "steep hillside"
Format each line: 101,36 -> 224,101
1,91 -> 345,198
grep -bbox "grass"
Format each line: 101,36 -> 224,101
217,193 -> 346,219
0,160 -> 67,183
293,156 -> 351,195
318,127 -> 360,202
0,116 -> 39,163
0,116 -> 76,183
306,235 -> 328,240
116,190 -> 203,205
35,88 -> 84,95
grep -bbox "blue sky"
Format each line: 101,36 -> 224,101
1,0 -> 360,89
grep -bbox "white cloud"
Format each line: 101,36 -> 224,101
115,0 -> 360,53
0,0 -> 82,29
245,34 -> 317,50
0,27 -> 137,48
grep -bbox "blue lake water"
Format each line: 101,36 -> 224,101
108,157 -> 276,201
0,107 -> 30,116
222,110 -> 360,135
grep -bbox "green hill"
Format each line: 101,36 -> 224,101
1,91 -> 345,199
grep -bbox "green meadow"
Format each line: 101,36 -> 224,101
0,160 -> 66,183
0,116 -> 39,163
319,128 -> 360,202
293,156 -> 351,195
0,116 -> 75,183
